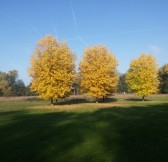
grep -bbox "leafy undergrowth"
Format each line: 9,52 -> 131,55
0,96 -> 168,162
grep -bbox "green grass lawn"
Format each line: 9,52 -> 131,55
0,96 -> 168,162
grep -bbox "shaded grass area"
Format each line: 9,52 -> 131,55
55,98 -> 118,105
0,97 -> 168,162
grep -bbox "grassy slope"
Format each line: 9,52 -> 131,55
0,96 -> 168,162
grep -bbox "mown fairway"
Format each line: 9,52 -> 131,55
0,95 -> 168,162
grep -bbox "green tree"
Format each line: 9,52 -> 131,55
0,80 -> 12,96
126,54 -> 159,101
0,70 -> 25,96
7,70 -> 18,88
0,71 -> 12,96
117,73 -> 129,93
158,64 -> 168,93
13,79 -> 26,96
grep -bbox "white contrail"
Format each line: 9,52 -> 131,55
67,26 -> 168,41
70,0 -> 78,35
30,24 -> 42,37
69,0 -> 88,46
66,37 -> 79,41
52,26 -> 58,36
3,14 -> 42,38
84,26 -> 168,39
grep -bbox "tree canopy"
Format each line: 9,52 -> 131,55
126,54 -> 159,100
117,73 -> 129,93
28,35 -> 76,104
79,45 -> 118,101
0,70 -> 25,96
158,64 -> 168,94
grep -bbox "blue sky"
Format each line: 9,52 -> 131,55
0,0 -> 168,85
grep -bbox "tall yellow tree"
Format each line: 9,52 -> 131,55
126,54 -> 159,101
79,45 -> 118,102
29,35 -> 76,104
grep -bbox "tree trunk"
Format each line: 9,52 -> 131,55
96,97 -> 98,103
51,98 -> 54,105
142,96 -> 145,101
102,96 -> 105,102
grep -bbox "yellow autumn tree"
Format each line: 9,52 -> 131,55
28,35 -> 76,104
79,45 -> 119,102
126,54 -> 159,101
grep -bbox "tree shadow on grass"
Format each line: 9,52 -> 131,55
126,98 -> 151,101
0,103 -> 168,162
98,97 -> 118,103
54,98 -> 94,105
54,97 -> 118,105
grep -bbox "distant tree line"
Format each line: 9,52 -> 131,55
0,70 -> 34,96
